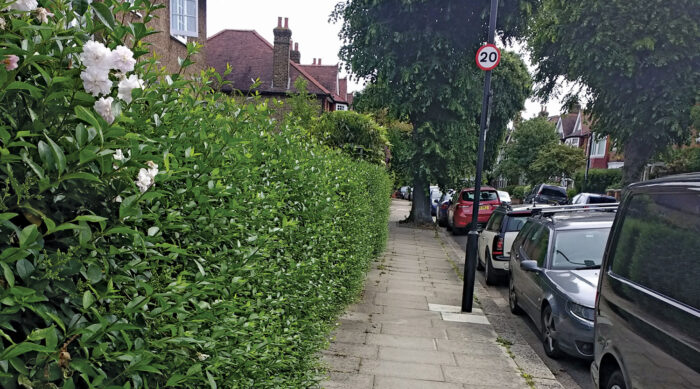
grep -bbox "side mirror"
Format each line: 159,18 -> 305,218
520,260 -> 540,272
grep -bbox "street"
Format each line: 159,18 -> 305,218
446,231 -> 593,389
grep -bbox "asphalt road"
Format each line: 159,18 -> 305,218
446,230 -> 593,389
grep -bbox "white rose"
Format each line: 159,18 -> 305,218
8,0 -> 38,12
135,161 -> 159,193
80,40 -> 112,71
110,45 -> 136,73
113,149 -> 125,161
35,7 -> 53,23
94,97 -> 115,124
80,67 -> 112,97
117,75 -> 144,104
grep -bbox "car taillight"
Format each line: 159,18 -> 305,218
457,204 -> 471,210
493,236 -> 504,256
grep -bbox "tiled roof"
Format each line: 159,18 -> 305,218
206,29 -> 330,96
559,113 -> 578,138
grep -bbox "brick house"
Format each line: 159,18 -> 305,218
549,109 -> 624,169
125,0 -> 208,75
206,17 -> 353,113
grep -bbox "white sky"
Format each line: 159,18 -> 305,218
206,0 -> 567,118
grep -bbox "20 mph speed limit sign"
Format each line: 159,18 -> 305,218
475,44 -> 501,71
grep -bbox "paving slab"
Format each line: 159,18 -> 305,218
360,359 -> 444,381
372,376 -> 463,389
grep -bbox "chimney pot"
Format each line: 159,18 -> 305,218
295,42 -> 299,50
277,17 -> 282,27
313,58 -> 316,65
284,17 -> 288,29
318,58 -> 322,65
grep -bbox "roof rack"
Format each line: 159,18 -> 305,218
530,203 -> 619,217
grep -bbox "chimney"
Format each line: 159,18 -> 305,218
318,58 -> 322,65
290,42 -> 301,63
312,58 -> 316,65
272,16 -> 292,89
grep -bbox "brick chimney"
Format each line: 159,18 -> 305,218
312,58 -> 316,65
290,42 -> 300,63
318,58 -> 322,65
272,17 -> 291,89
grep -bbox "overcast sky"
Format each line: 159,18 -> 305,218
206,0 -> 566,119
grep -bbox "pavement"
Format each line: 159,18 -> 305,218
320,200 -> 564,389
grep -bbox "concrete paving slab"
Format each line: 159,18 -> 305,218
372,376 -> 462,389
380,323 -> 448,339
323,342 -> 379,359
321,371 -> 374,389
366,333 -> 437,350
378,346 -> 456,366
360,360 -> 444,381
322,354 -> 361,373
441,312 -> 491,325
442,365 -> 526,387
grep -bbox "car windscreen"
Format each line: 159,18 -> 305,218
540,187 -> 566,198
588,196 -> 616,204
462,191 -> 498,202
551,228 -> 611,270
431,191 -> 443,201
505,215 -> 529,232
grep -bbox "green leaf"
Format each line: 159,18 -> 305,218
166,374 -> 187,386
5,81 -> 42,97
15,259 -> 34,280
147,226 -> 159,236
0,342 -> 53,360
0,262 -> 15,288
59,172 -> 101,183
91,1 -> 116,30
82,291 -> 95,310
119,195 -> 142,220
0,213 -> 18,221
37,140 -> 54,167
44,135 -> 66,175
86,264 -> 102,283
19,225 -> 39,248
74,215 -> 107,223
104,226 -> 137,235
206,370 -> 217,389
75,125 -> 87,146
71,0 -> 89,15
74,106 -> 101,131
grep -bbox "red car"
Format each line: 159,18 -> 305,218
447,186 -> 502,234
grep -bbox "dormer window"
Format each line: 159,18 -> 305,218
171,0 -> 198,38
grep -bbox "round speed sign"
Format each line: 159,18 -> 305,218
475,44 -> 501,71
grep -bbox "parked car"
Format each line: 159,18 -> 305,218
447,186 -> 501,234
399,186 -> 412,200
591,173 -> 700,389
525,184 -> 568,205
430,187 -> 443,217
497,190 -> 512,205
571,193 -> 617,205
508,205 -> 616,359
437,190 -> 455,227
477,205 -> 547,285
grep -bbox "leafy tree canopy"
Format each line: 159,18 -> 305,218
530,143 -> 586,185
527,0 -> 700,184
496,117 -> 559,184
334,0 -> 535,222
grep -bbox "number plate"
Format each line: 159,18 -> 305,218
479,205 -> 489,211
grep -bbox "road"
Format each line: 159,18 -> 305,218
446,231 -> 593,389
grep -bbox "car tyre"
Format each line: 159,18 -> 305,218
604,369 -> 626,389
508,275 -> 523,315
485,251 -> 498,285
541,304 -> 562,359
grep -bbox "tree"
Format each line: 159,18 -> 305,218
286,77 -> 318,129
496,117 -> 560,184
333,0 -> 535,224
527,0 -> 700,184
530,144 -> 586,184
312,110 -> 389,165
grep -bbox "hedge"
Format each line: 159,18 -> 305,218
573,169 -> 622,194
0,2 -> 391,388
312,110 -> 389,165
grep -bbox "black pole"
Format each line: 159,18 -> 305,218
583,133 -> 593,191
461,0 -> 498,313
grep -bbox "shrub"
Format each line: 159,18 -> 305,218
511,185 -> 531,200
312,110 -> 389,165
574,169 -> 622,193
0,2 -> 391,388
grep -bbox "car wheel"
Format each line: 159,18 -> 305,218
541,305 -> 562,359
604,369 -> 626,389
508,275 -> 522,315
485,251 -> 498,285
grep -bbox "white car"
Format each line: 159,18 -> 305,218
477,205 -> 546,285
497,190 -> 512,204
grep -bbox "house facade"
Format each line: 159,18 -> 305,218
127,0 -> 208,75
550,109 -> 624,169
206,17 -> 353,114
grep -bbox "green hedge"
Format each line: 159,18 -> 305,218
312,110 -> 389,165
0,2 -> 391,388
573,169 -> 622,193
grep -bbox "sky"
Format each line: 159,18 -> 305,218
206,0 -> 567,119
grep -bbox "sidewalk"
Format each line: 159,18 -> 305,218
320,200 -> 544,388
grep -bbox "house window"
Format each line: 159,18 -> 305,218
335,104 -> 348,111
591,135 -> 607,157
170,0 -> 198,38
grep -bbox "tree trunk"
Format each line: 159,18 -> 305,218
409,169 -> 433,225
622,137 -> 655,186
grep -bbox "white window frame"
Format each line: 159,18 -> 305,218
170,0 -> 198,38
335,104 -> 348,111
590,135 -> 607,157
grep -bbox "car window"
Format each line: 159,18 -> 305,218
589,196 -> 616,204
572,194 -> 581,204
462,190 -> 498,202
525,225 -> 550,266
609,192 -> 700,309
487,212 -> 504,231
551,228 -> 611,270
505,215 -> 530,232
514,221 -> 536,254
541,187 -> 566,197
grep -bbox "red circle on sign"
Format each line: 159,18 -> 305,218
475,44 -> 501,71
